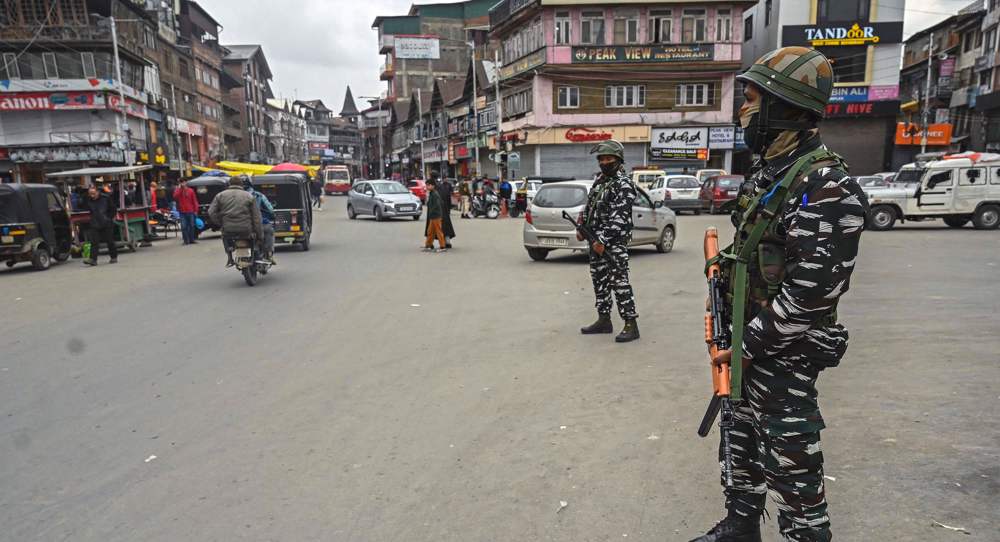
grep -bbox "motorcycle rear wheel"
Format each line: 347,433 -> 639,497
242,266 -> 258,286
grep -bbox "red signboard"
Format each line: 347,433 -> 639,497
565,127 -> 613,143
107,94 -> 149,119
0,92 -> 105,111
308,142 -> 329,150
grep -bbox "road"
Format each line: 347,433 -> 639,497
2,199 -> 998,541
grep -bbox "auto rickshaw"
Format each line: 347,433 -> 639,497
187,175 -> 230,232
252,173 -> 314,251
0,183 -> 73,270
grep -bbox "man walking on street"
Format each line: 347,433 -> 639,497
173,178 -> 199,244
690,47 -> 867,542
423,178 -> 447,252
578,140 -> 639,343
81,184 -> 118,266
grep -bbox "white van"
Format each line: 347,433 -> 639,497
866,153 -> 1000,230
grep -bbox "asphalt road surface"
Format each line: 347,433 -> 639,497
2,198 -> 998,541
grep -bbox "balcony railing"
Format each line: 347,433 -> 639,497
489,0 -> 538,28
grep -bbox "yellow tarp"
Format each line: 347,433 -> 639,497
210,161 -> 322,178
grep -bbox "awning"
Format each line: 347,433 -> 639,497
46,165 -> 153,178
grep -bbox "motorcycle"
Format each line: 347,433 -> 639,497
471,192 -> 501,219
225,236 -> 272,286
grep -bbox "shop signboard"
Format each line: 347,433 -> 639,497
869,85 -> 899,101
308,142 -> 329,150
708,126 -> 736,149
782,22 -> 904,47
651,127 -> 709,149
830,86 -> 869,103
571,44 -> 713,64
824,100 -> 900,118
895,123 -> 952,146
394,36 -> 440,60
649,148 -> 709,160
0,91 -> 105,111
9,144 -> 124,163
107,94 -> 148,119
500,49 -> 546,80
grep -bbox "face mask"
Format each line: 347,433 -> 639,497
742,112 -> 766,153
599,161 -> 619,176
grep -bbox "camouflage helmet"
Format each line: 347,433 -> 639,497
737,46 -> 834,118
590,139 -> 626,161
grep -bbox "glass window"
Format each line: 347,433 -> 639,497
678,83 -> 714,106
667,177 -> 701,188
682,9 -> 707,43
614,9 -> 640,44
557,86 -> 580,109
42,52 -> 58,79
818,46 -> 867,83
817,0 -> 869,23
555,11 -> 571,44
605,85 -> 646,108
744,15 -> 753,42
581,10 -> 606,45
765,0 -> 772,26
634,190 -> 653,208
81,52 -> 96,78
535,185 -> 587,207
716,9 -> 732,42
649,9 -> 672,43
927,170 -> 953,187
1,53 -> 19,79
55,51 -> 82,79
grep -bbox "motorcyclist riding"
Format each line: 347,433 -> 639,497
242,176 -> 276,264
208,175 -> 263,266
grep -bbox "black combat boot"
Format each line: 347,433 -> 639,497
689,515 -> 761,542
615,319 -> 640,343
580,314 -> 613,334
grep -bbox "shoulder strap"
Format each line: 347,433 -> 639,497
727,148 -> 835,401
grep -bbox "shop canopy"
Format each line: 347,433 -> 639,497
46,165 -> 153,178
209,161 -> 321,178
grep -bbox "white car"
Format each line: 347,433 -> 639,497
523,180 -> 677,261
648,175 -> 703,214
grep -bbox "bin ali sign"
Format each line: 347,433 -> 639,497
394,36 -> 440,60
782,22 -> 904,47
650,127 -> 709,160
571,44 -> 713,64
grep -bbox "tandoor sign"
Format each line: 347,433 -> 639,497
571,44 -> 713,64
782,21 -> 904,47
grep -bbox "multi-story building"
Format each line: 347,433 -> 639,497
296,99 -> 334,165
489,0 -> 754,179
372,0 -> 493,105
223,44 -> 273,162
178,0 -> 228,164
265,99 -> 307,163
968,0 -> 1000,151
743,0 -> 906,174
360,98 -> 393,179
0,0 -> 157,182
334,87 -> 363,176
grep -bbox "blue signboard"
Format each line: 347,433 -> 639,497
829,86 -> 869,103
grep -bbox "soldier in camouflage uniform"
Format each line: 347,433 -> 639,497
579,140 -> 640,343
691,48 -> 868,542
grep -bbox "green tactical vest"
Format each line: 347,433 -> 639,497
716,146 -> 847,401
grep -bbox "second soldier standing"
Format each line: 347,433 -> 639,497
579,140 -> 639,343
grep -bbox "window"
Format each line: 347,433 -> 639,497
819,46 -> 867,83
927,170 -> 953,187
557,86 -> 580,109
817,0 -> 869,23
42,52 -> 58,79
682,9 -> 707,43
765,0 -> 772,27
605,85 -> 646,108
716,9 -> 732,42
979,69 -> 992,89
81,52 -> 96,78
960,168 -> 986,186
581,10 -> 606,45
634,190 -> 653,209
614,9 -> 640,44
964,31 -> 975,53
744,15 -> 753,41
555,10 -> 571,44
1,53 -> 19,79
678,83 -> 714,106
649,9 -> 672,43
986,26 -> 998,53
55,51 -> 83,78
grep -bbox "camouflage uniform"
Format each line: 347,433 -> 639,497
720,136 -> 868,542
583,164 -> 638,320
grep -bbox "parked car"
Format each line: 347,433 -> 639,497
523,180 -> 676,261
866,152 -> 1000,230
695,168 -> 728,184
347,180 -> 423,221
631,168 -> 666,190
648,174 -> 702,214
699,174 -> 743,213
405,179 -> 428,202
323,166 -> 352,195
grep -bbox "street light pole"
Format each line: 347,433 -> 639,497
108,16 -> 134,166
922,31 -> 934,154
494,49 -> 503,184
417,87 -> 427,179
470,42 -> 481,178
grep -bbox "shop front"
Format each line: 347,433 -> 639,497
650,126 -> 714,173
509,125 -> 651,179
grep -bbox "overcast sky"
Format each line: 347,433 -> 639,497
204,0 -> 981,109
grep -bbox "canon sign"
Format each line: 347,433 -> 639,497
565,127 -> 612,143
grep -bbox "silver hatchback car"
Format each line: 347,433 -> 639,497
523,180 -> 677,261
347,180 -> 423,221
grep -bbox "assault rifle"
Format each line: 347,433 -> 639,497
561,210 -> 615,264
697,227 -> 735,488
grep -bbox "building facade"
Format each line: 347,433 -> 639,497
178,0 -> 227,163
489,0 -> 754,179
265,99 -> 307,164
743,0 -> 906,175
222,44 -> 273,163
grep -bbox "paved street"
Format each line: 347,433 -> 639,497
1,199 -> 999,541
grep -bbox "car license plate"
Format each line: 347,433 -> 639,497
539,237 -> 568,247
727,190 -> 737,195
398,205 -> 414,211
1,235 -> 12,244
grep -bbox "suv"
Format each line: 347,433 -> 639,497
867,153 -> 1000,230
632,169 -> 666,190
522,180 -> 677,261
